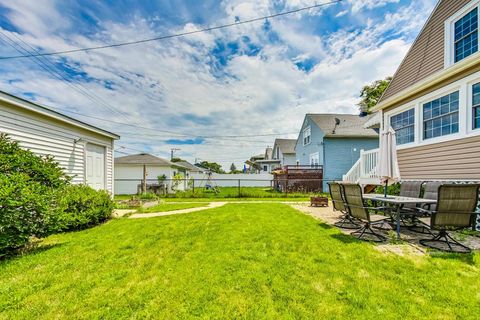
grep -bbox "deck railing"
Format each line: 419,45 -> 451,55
343,148 -> 380,183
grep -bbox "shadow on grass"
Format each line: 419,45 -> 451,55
429,251 -> 476,265
330,233 -> 361,244
317,223 -> 334,230
0,242 -> 63,263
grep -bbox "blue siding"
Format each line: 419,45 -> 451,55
323,137 -> 379,190
294,117 -> 325,165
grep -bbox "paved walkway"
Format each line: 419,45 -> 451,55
129,202 -> 227,219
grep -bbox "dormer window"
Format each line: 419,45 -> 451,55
445,1 -> 480,67
454,7 -> 478,63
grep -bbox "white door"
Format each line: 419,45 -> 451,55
86,143 -> 105,190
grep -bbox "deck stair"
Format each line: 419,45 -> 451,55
342,148 -> 383,190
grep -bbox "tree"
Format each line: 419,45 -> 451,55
170,157 -> 184,163
196,161 -> 225,174
358,76 -> 392,113
230,163 -> 237,173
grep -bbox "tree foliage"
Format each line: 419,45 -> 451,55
196,161 -> 225,174
358,76 -> 392,113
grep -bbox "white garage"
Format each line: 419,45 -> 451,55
114,153 -> 190,195
0,90 -> 119,194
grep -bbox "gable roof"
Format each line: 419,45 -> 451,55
175,161 -> 205,172
273,139 -> 296,154
379,0 -> 472,103
115,153 -> 189,169
307,113 -> 378,138
0,90 -> 119,139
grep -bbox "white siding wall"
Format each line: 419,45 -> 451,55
114,164 -> 182,194
0,101 -> 115,194
189,173 -> 273,187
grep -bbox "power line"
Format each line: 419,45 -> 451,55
0,31 -> 133,122
0,0 -> 342,60
39,103 -> 299,139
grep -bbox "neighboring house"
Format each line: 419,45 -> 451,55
362,0 -> 480,182
295,113 -> 379,189
114,153 -> 190,194
272,138 -> 297,167
250,147 -> 281,173
0,90 -> 119,194
175,161 -> 206,174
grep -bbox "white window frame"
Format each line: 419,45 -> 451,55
309,152 -> 320,166
385,70 -> 480,150
468,79 -> 480,131
444,0 -> 480,68
303,126 -> 311,146
388,106 -> 416,147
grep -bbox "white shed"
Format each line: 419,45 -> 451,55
0,91 -> 119,194
114,153 -> 190,195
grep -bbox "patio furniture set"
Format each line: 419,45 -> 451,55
328,181 -> 480,253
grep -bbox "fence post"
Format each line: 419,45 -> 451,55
238,179 -> 241,198
285,178 -> 289,198
192,178 -> 195,194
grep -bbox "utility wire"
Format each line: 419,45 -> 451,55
0,0 -> 342,60
0,31 -> 133,122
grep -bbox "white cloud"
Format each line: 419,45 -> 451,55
0,0 -> 435,168
347,0 -> 400,14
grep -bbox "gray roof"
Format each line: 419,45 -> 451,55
273,139 -> 296,154
175,161 -> 205,172
115,153 -> 189,169
307,113 -> 378,138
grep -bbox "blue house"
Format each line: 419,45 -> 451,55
294,114 -> 379,189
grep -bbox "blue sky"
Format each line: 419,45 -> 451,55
0,0 -> 437,168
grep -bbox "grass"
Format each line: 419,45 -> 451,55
1,203 -> 479,319
136,202 -> 208,213
116,187 -> 325,201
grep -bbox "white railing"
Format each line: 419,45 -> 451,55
361,148 -> 379,180
343,148 -> 380,184
342,158 -> 361,183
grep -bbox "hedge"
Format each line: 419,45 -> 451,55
0,134 -> 114,257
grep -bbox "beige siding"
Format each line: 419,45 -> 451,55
398,135 -> 480,180
381,0 -> 472,101
0,100 -> 115,194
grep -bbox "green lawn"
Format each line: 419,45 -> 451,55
1,204 -> 479,319
136,202 -> 208,213
162,186 -> 325,199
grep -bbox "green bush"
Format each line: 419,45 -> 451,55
0,134 -> 113,256
56,185 -> 114,232
0,133 -> 70,188
374,182 -> 400,196
0,173 -> 60,256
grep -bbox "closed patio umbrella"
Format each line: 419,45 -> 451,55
378,127 -> 400,197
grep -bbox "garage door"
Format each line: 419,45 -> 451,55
86,143 -> 105,190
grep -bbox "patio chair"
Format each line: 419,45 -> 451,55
342,183 -> 388,242
405,181 -> 444,234
419,184 -> 479,253
328,182 -> 360,229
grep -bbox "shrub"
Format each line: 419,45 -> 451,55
55,185 -> 114,232
0,173 -> 59,256
0,134 -> 68,256
0,133 -> 70,188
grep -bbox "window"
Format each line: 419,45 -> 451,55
473,82 -> 480,129
423,91 -> 459,140
303,126 -> 311,146
390,108 -> 415,145
310,152 -> 320,166
263,165 -> 268,172
454,7 -> 478,63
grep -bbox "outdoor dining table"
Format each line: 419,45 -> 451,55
363,194 -> 437,240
